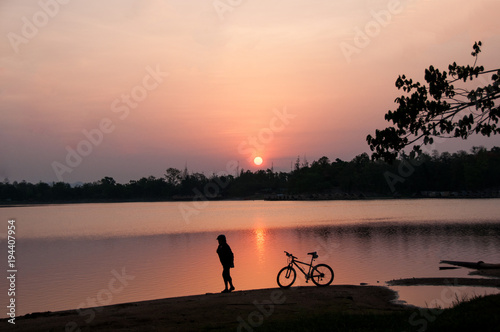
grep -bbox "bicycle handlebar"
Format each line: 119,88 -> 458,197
285,251 -> 319,260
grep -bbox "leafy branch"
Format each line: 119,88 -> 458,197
367,41 -> 500,161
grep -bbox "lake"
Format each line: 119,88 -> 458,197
1,199 -> 500,317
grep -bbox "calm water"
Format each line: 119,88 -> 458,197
1,199 -> 500,317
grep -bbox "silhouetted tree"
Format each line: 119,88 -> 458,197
165,168 -> 182,186
367,41 -> 500,161
294,156 -> 301,171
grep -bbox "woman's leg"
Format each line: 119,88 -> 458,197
225,267 -> 234,291
222,267 -> 229,290
222,267 -> 234,292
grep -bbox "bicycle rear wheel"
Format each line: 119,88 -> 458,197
277,266 -> 296,288
311,264 -> 334,286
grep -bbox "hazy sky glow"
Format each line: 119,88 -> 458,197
1,0 -> 500,183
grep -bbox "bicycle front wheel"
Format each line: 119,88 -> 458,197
277,266 -> 296,288
311,264 -> 334,286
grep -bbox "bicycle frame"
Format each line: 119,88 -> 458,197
287,256 -> 316,280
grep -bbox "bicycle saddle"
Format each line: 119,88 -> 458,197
308,251 -> 318,258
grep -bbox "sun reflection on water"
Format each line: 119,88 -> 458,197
254,227 -> 267,263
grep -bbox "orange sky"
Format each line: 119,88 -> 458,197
1,0 -> 500,182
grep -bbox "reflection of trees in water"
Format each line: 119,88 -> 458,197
299,223 -> 500,238
293,223 -> 500,258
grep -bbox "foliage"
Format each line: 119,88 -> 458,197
1,147 -> 500,203
422,293 -> 500,332
367,41 -> 500,161
249,293 -> 500,332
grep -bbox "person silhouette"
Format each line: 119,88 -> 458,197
216,234 -> 235,293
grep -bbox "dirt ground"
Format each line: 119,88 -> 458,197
3,285 -> 407,331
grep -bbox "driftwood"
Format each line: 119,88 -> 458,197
440,260 -> 500,270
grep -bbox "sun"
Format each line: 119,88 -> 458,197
254,156 -> 263,166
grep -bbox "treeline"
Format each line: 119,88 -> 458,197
1,147 -> 500,204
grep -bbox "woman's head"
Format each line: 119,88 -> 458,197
217,234 -> 226,243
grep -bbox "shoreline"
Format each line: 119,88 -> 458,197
388,276 -> 500,287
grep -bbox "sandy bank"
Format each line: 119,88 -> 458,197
3,285 -> 407,331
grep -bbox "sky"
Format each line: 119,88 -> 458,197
1,0 -> 500,183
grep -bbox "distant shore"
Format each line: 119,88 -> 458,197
2,194 -> 499,208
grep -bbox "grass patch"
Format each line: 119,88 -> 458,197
238,294 -> 500,332
424,293 -> 500,332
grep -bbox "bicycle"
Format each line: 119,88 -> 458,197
276,251 -> 334,288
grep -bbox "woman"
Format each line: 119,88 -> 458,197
216,234 -> 235,293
